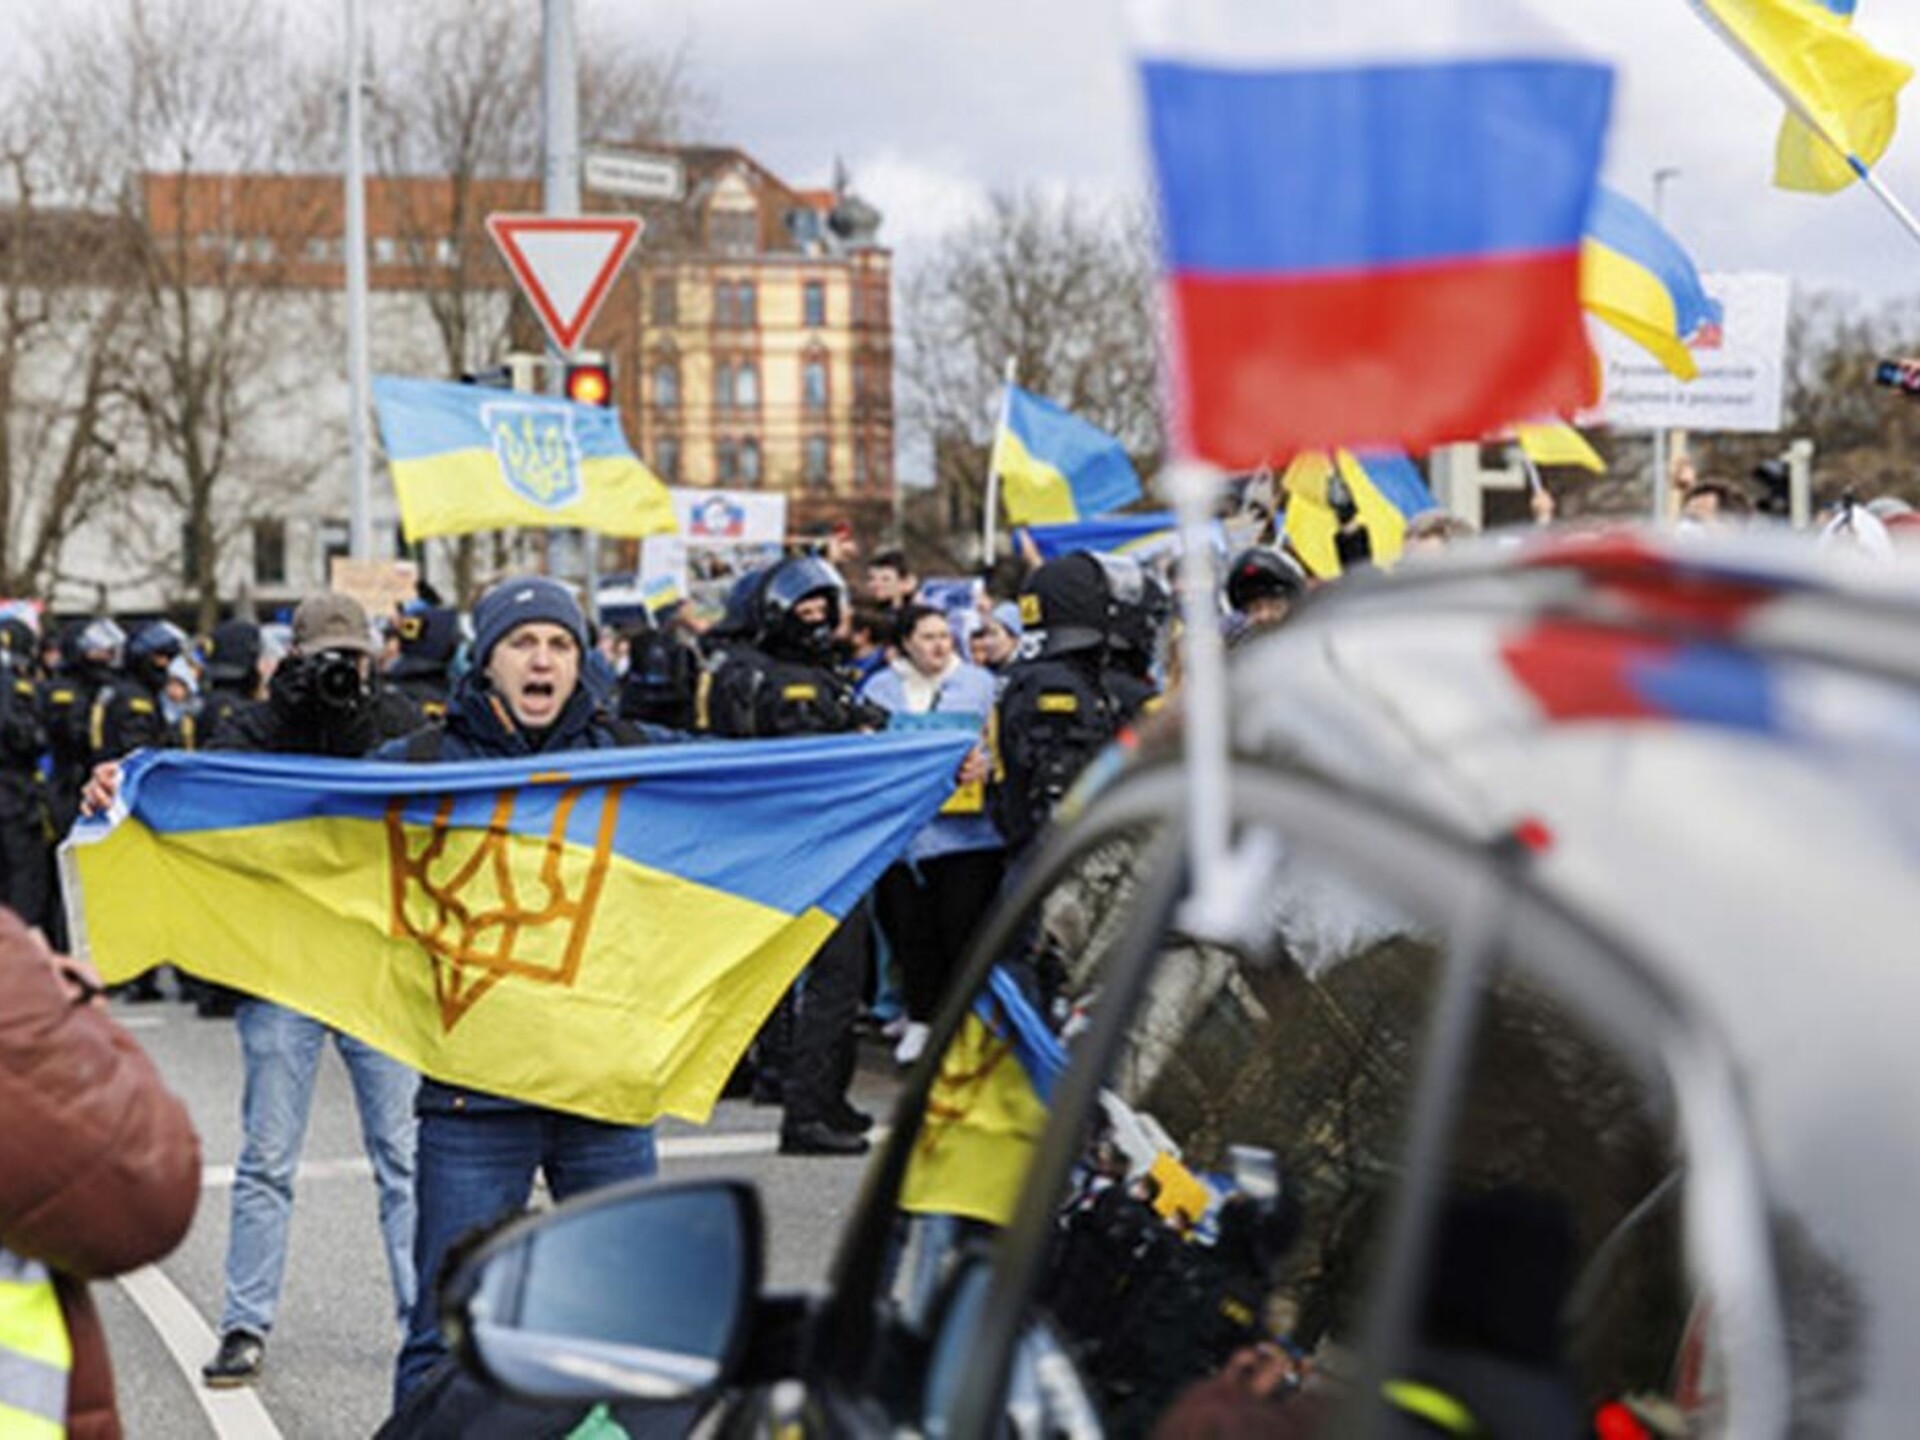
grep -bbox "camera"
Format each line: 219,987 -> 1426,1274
311,653 -> 366,711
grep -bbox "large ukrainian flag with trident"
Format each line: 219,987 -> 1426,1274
373,375 -> 677,541
66,732 -> 973,1126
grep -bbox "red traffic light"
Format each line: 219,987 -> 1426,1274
565,361 -> 613,407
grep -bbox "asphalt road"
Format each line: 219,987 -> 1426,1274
99,996 -> 901,1439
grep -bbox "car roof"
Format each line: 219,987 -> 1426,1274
1210,528 -> 1920,1431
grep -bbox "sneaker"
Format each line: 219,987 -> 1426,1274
892,1021 -> 930,1068
202,1330 -> 264,1388
779,1120 -> 871,1157
879,1013 -> 911,1042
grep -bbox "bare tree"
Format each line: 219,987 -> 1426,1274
30,0 -> 334,628
898,189 -> 1164,568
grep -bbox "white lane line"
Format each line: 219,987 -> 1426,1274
117,1266 -> 283,1440
198,1130 -> 809,1188
117,1015 -> 168,1031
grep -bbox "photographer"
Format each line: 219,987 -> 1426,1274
82,594 -> 425,1390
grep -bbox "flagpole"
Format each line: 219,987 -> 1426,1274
1854,161 -> 1920,250
981,357 -> 1016,572
1164,459 -> 1233,930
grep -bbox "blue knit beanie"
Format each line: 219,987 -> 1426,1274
470,577 -> 587,668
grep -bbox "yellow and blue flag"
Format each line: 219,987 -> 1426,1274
1582,188 -> 1724,383
1516,423 -> 1607,474
373,375 -> 677,542
900,966 -> 1067,1226
1024,512 -> 1177,562
1692,0 -> 1912,193
996,385 -> 1143,527
1280,449 -> 1439,578
67,732 -> 973,1126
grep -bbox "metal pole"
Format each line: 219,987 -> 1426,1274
1164,461 -> 1230,927
1649,168 -> 1681,528
981,357 -> 1016,571
1855,164 -> 1920,251
543,0 -> 598,618
343,0 -> 373,562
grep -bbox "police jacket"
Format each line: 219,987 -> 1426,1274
0,908 -> 199,1440
0,672 -> 44,775
376,671 -> 674,1118
992,654 -> 1121,855
86,672 -> 170,765
706,644 -> 870,739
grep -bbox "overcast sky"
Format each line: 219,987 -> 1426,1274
630,0 -> 1920,306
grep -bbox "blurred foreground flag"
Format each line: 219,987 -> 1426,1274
373,375 -> 676,541
1281,449 -> 1439,577
1581,188 -> 1723,382
1516,422 -> 1606,473
995,385 -> 1143,526
1130,0 -> 1614,462
1691,0 -> 1911,193
67,733 -> 973,1126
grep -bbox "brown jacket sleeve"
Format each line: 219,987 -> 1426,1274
0,909 -> 200,1279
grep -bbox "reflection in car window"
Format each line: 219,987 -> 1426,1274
987,841 -> 1694,1440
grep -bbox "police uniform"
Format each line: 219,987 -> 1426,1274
0,668 -> 53,933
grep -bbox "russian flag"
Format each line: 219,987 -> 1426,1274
1131,1 -> 1615,465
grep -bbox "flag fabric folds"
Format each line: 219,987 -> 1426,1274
899,967 -> 1066,1226
1130,0 -> 1614,463
1281,449 -> 1440,577
1516,423 -> 1607,473
373,375 -> 677,542
1024,512 -> 1179,561
1581,188 -> 1725,383
996,385 -> 1143,527
1691,0 -> 1911,193
67,732 -> 973,1127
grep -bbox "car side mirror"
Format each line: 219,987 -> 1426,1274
441,1178 -> 763,1404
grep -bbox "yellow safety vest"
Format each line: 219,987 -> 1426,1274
0,1249 -> 69,1440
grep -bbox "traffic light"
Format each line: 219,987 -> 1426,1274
565,355 -> 614,407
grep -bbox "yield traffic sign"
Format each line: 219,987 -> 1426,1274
486,214 -> 643,355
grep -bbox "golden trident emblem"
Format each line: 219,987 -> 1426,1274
386,781 -> 628,1032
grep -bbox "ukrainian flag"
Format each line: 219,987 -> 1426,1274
1024,512 -> 1179,562
996,385 -> 1143,527
899,966 -> 1067,1226
66,732 -> 972,1126
1280,449 -> 1439,578
1516,423 -> 1606,474
1693,0 -> 1911,193
373,375 -> 677,542
1582,188 -> 1723,383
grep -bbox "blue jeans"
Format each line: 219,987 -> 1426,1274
221,1000 -> 418,1337
391,1103 -> 657,1407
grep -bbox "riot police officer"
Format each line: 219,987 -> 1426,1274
1225,547 -> 1308,638
993,553 -> 1128,858
0,618 -> 53,931
196,619 -> 266,748
43,619 -> 122,840
707,555 -> 881,1156
384,605 -> 461,721
1100,555 -> 1171,724
91,620 -> 189,763
616,604 -> 701,733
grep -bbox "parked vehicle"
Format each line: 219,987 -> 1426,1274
439,531 -> 1920,1439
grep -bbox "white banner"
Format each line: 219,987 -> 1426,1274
1596,272 -> 1791,435
669,488 -> 787,546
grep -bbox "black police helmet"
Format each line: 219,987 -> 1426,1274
757,555 -> 846,658
1102,557 -> 1171,657
204,619 -> 262,685
1226,548 -> 1306,615
711,566 -> 773,642
1021,553 -> 1113,658
0,617 -> 35,663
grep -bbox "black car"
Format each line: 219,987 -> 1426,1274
433,531 -> 1920,1439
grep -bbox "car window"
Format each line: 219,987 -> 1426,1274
917,828 -> 1693,1440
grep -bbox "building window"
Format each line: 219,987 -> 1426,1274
655,437 -> 681,482
854,443 -> 869,492
740,439 -> 762,486
709,206 -> 757,255
803,357 -> 828,411
735,362 -> 758,410
435,238 -> 458,267
804,436 -> 830,488
714,281 -> 758,328
652,360 -> 679,409
305,237 -> 332,263
717,439 -> 740,484
319,519 -> 351,576
804,280 -> 826,328
651,277 -> 677,325
253,518 -> 286,587
372,236 -> 397,264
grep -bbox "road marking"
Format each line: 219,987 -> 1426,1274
118,1015 -> 168,1031
198,1127 -> 884,1189
117,1266 -> 283,1440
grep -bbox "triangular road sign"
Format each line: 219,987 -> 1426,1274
486,214 -> 643,355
